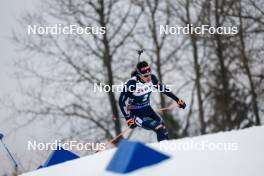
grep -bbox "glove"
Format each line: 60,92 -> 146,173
126,116 -> 137,129
177,99 -> 186,109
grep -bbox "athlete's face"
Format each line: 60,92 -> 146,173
139,74 -> 151,83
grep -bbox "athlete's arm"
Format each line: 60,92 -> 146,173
152,74 -> 186,109
151,74 -> 179,101
118,79 -> 136,117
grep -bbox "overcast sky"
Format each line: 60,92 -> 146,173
0,0 -> 41,175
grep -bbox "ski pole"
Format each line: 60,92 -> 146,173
0,133 -> 18,170
103,104 -> 181,153
112,104 -> 180,121
155,104 -> 179,112
106,128 -> 131,147
114,103 -> 183,121
95,127 -> 131,153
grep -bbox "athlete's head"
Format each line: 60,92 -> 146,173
137,61 -> 151,82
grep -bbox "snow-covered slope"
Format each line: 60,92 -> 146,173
21,126 -> 264,176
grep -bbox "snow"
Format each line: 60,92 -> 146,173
21,126 -> 264,176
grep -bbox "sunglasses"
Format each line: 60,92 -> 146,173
141,73 -> 151,78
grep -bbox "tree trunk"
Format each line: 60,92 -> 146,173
185,0 -> 206,134
99,0 -> 122,139
238,1 -> 261,125
214,0 -> 232,130
155,45 -> 180,138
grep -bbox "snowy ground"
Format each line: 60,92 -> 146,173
21,126 -> 264,176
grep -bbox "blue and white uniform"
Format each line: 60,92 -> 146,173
119,74 -> 179,141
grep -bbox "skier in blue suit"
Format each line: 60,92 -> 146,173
119,61 -> 186,141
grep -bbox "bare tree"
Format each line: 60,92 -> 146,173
168,0 -> 208,135
236,0 -> 261,125
12,0 -> 142,144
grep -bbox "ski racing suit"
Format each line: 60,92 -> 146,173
118,74 -> 179,141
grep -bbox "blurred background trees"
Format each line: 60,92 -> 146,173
12,0 -> 264,142
5,0 -> 264,173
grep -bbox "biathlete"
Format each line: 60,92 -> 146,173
119,61 -> 186,141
